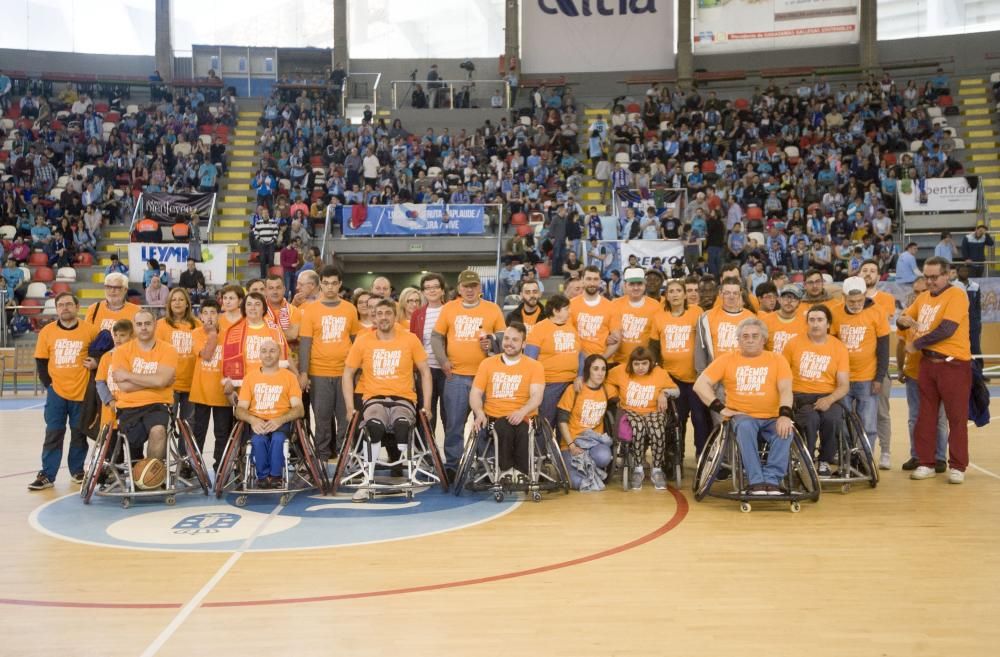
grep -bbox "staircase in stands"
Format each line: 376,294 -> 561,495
957,76 -> 1000,234
211,107 -> 262,281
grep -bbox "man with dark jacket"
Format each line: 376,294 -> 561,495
178,258 -> 206,292
505,279 -> 545,334
548,206 -> 568,276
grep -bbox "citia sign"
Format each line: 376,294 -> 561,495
538,0 -> 657,16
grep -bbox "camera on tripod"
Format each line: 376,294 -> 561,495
459,60 -> 476,73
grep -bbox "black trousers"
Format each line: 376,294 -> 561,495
492,417 -> 530,474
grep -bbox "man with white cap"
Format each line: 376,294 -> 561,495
608,267 -> 660,367
829,276 -> 890,451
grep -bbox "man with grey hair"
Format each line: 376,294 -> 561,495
694,316 -> 795,495
293,269 -> 321,307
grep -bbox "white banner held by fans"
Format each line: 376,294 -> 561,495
128,243 -> 229,286
521,0 -> 675,74
897,177 -> 979,213
693,0 -> 859,54
620,239 -> 685,268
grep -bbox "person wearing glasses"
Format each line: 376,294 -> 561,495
694,317 -> 795,496
408,272 -> 448,435
86,272 -> 141,332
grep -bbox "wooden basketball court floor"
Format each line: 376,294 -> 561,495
1,393 -> 998,657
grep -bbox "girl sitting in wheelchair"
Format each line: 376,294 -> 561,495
606,347 -> 679,491
556,354 -> 613,491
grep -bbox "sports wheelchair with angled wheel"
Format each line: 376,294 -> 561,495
814,403 -> 878,493
214,419 -> 329,506
693,418 -> 820,513
452,416 -> 570,502
331,401 -> 448,501
80,407 -> 211,508
607,398 -> 683,491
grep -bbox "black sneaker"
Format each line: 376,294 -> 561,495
934,460 -> 947,473
69,471 -> 85,484
901,458 -> 919,471
28,472 -> 54,491
390,464 -> 404,478
445,468 -> 456,483
716,466 -> 732,481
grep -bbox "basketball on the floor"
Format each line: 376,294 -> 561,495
133,458 -> 166,490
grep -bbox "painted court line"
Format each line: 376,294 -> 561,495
137,501 -> 286,657
969,463 -> 1000,480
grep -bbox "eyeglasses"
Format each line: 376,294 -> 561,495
104,285 -> 124,290
422,285 -> 441,291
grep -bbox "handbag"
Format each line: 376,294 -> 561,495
617,412 -> 633,442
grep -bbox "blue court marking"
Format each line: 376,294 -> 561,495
30,488 -> 520,553
0,398 -> 46,411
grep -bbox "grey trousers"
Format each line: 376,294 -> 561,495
876,373 -> 892,454
310,375 -> 347,461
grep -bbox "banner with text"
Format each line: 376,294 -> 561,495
897,177 -> 979,214
585,239 -> 685,276
693,0 -> 859,54
128,243 -> 229,285
521,1 -> 675,74
343,204 -> 486,237
142,192 -> 215,226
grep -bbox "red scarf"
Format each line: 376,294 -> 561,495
222,317 -> 247,382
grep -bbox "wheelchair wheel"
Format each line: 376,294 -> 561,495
537,417 -> 571,494
331,411 -> 363,493
693,423 -> 728,501
81,424 -> 113,504
452,427 -> 482,497
214,422 -> 244,499
177,417 -> 210,494
847,411 -> 879,487
417,410 -> 449,492
789,430 -> 821,502
294,421 -> 329,495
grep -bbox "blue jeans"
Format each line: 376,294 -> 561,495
905,378 -> 948,461
443,374 -> 475,469
251,426 -> 288,479
732,415 -> 791,486
675,380 -> 711,458
845,380 -> 878,450
539,382 -> 570,430
707,245 -> 724,277
41,386 -> 87,480
561,444 -> 613,490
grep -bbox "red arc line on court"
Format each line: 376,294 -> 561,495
1,488 -> 689,609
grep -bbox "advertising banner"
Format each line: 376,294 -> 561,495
128,243 -> 229,285
142,192 -> 215,226
343,204 -> 486,236
585,239 -> 685,277
521,0 -> 675,74
693,0 -> 859,54
897,177 -> 979,213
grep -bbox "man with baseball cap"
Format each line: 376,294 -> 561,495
761,285 -> 807,355
608,267 -> 660,366
830,276 -> 889,451
432,269 -> 506,477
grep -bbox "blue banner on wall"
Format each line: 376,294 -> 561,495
343,204 -> 486,237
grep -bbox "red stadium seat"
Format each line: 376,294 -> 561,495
511,212 -> 528,226
310,156 -> 324,168
105,111 -> 121,123
249,253 -> 259,264
94,102 -> 110,113
268,266 -> 284,277
885,153 -> 897,165
32,266 -> 55,282
75,252 -> 94,266
515,224 -> 534,237
626,103 -> 641,114
0,151 -> 8,162
28,252 -> 48,266
734,98 -> 750,110
19,298 -> 43,316
746,206 -> 763,221
4,104 -> 20,119
535,262 -> 551,279
790,272 -> 804,284
701,160 -> 716,174
50,282 -> 72,296
937,95 -> 953,107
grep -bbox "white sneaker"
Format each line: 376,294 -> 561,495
948,469 -> 965,484
630,468 -> 644,490
910,466 -> 936,480
650,468 -> 667,490
879,452 -> 891,470
352,487 -> 371,502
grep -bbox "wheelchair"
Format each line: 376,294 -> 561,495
452,416 -> 570,502
815,404 -> 879,493
693,418 -> 820,513
607,398 -> 683,491
80,408 -> 211,508
331,401 -> 448,501
214,420 -> 329,506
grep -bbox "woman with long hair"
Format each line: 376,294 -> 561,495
557,354 -> 614,490
397,287 -> 422,329
156,287 -> 202,423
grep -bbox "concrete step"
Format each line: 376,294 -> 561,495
960,97 -> 988,105
982,178 -> 1000,187
218,219 -> 246,228
970,164 -> 1000,174
964,107 -> 990,116
967,129 -> 997,138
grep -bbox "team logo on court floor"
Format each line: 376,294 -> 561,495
30,490 -> 518,553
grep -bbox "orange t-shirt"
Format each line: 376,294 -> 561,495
34,320 -> 98,401
345,329 -> 427,402
609,296 -> 660,364
702,350 -> 792,419
556,384 -> 609,448
218,312 -> 243,334
870,290 -> 897,323
702,306 -> 757,357
240,322 -> 289,375
762,312 -> 808,355
298,299 -> 359,377
569,295 -> 615,356
652,307 -> 700,383
518,307 -> 544,335
525,318 -> 580,383
472,354 -> 545,418
830,302 -> 890,381
901,285 -> 971,361
111,338 -> 179,408
266,299 -> 302,335
238,366 -> 302,420
86,301 -> 140,333
95,349 -> 119,427
897,327 -> 923,379
606,365 -> 677,414
782,334 -> 850,395
433,299 -> 506,376
189,327 -> 227,407
155,318 -> 201,392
